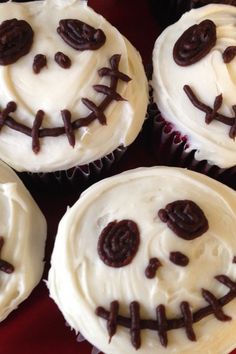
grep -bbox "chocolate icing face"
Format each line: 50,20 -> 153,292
96,200 -> 224,349
0,15 -> 129,153
0,0 -> 148,173
172,16 -> 236,139
152,4 -> 236,169
48,167 -> 236,354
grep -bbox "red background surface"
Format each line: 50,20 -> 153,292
0,1 -> 235,354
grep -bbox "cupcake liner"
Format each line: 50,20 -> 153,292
150,104 -> 236,190
18,145 -> 127,192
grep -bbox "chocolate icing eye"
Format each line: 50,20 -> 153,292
0,18 -> 34,65
57,19 -> 106,51
158,200 -> 209,240
173,19 -> 216,66
97,219 -> 140,268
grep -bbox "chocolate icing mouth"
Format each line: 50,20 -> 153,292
0,54 -> 131,153
96,274 -> 236,349
184,84 -> 236,139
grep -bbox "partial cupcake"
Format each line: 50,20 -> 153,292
48,166 -> 236,354
0,0 -> 148,189
0,160 -> 46,321
151,4 -> 236,189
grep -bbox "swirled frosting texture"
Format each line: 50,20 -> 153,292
152,4 -> 236,168
0,160 -> 46,321
48,167 -> 236,354
0,0 -> 148,172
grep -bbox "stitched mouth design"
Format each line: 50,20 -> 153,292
184,84 -> 236,139
96,274 -> 236,350
0,54 -> 131,153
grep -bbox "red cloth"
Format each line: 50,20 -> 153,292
0,2 -> 235,354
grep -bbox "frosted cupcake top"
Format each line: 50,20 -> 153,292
48,166 -> 236,354
152,4 -> 236,169
0,0 -> 148,172
0,160 -> 46,321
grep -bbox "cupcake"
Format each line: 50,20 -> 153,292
0,0 -> 148,189
151,4 -> 236,189
48,166 -> 236,354
0,159 -> 46,321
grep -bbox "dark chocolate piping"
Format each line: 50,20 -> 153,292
0,19 -> 34,66
130,301 -> 141,349
33,54 -> 47,74
156,304 -> 168,347
32,110 -> 44,154
184,85 -> 236,139
97,220 -> 140,268
169,251 -> 189,267
173,20 -> 217,67
180,301 -> 196,341
158,199 -> 209,240
145,258 -> 162,279
0,102 -> 17,131
222,46 -> 236,64
202,288 -> 231,321
108,301 -> 119,343
0,54 -> 131,153
57,19 -> 106,51
61,109 -> 75,147
96,274 -> 236,348
54,52 -> 71,69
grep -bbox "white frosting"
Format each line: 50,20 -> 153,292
0,0 -> 148,172
152,4 -> 236,169
48,166 -> 236,354
0,160 -> 46,321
